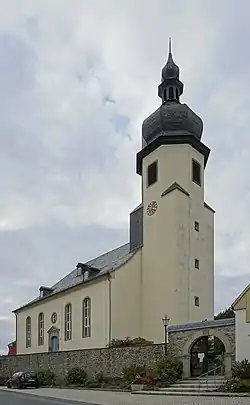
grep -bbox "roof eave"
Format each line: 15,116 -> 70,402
231,283 -> 250,309
136,134 -> 210,176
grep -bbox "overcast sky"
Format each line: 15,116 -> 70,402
0,0 -> 249,353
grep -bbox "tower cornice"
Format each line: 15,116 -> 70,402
136,135 -> 210,176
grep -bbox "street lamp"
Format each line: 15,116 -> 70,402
162,314 -> 170,356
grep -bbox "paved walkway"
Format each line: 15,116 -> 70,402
1,387 -> 250,405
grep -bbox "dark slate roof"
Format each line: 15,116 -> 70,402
168,318 -> 235,333
52,242 -> 133,293
14,242 -> 136,313
130,203 -> 143,214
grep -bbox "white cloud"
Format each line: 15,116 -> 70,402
0,0 -> 250,350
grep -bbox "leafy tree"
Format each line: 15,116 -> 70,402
214,307 -> 235,320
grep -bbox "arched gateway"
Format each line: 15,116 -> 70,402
168,318 -> 235,379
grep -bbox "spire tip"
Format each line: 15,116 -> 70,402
168,37 -> 172,54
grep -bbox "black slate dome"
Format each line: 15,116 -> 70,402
142,103 -> 203,145
142,38 -> 203,146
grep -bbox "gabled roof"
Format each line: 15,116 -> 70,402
231,283 -> 250,309
13,242 -> 137,313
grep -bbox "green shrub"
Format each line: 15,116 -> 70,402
123,358 -> 182,387
0,376 -> 9,386
94,371 -> 108,385
107,376 -> 128,388
153,358 -> 183,386
133,374 -> 155,387
232,359 -> 250,380
222,377 -> 250,392
85,380 -> 102,388
37,369 -> 56,386
108,337 -> 153,347
67,367 -> 87,386
122,364 -> 147,384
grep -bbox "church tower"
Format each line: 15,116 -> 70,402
137,40 -> 214,342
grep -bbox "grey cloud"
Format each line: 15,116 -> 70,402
0,222 -> 127,302
215,273 -> 250,313
0,222 -> 127,351
0,33 -> 36,95
0,319 -> 15,355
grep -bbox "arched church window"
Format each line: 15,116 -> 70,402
26,316 -> 31,348
82,297 -> 91,338
38,312 -> 44,346
64,303 -> 72,341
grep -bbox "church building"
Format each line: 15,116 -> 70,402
13,41 -> 215,355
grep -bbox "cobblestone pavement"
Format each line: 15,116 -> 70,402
1,387 -> 250,405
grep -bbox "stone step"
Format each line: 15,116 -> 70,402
131,390 -> 250,397
165,385 -> 222,391
154,377 -> 225,394
174,381 -> 225,388
158,386 -> 217,392
175,379 -> 225,384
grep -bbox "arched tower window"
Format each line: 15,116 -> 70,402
175,88 -> 179,101
82,297 -> 91,338
163,89 -> 167,102
26,316 -> 31,348
64,303 -> 72,341
169,87 -> 174,100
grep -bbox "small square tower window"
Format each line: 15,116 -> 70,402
194,221 -> 199,232
147,161 -> 158,187
192,159 -> 201,186
194,296 -> 200,307
194,259 -> 200,269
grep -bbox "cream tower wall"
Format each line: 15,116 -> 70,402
141,143 -> 214,343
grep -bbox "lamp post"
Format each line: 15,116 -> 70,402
162,314 -> 170,356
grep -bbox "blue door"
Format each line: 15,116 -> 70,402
51,336 -> 58,353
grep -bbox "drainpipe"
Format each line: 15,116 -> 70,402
15,314 -> 17,355
107,272 -> 112,344
187,196 -> 191,320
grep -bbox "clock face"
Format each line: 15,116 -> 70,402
146,200 -> 158,216
51,312 -> 57,324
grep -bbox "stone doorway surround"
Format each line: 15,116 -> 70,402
182,328 -> 233,378
47,326 -> 60,353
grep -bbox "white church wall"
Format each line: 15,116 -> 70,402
16,278 -> 108,354
235,309 -> 250,362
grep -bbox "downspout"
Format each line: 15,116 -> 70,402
139,247 -> 143,337
107,272 -> 112,344
15,313 -> 17,355
187,196 -> 191,320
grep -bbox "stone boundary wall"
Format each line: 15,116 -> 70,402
0,344 -> 165,381
0,320 -> 235,381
